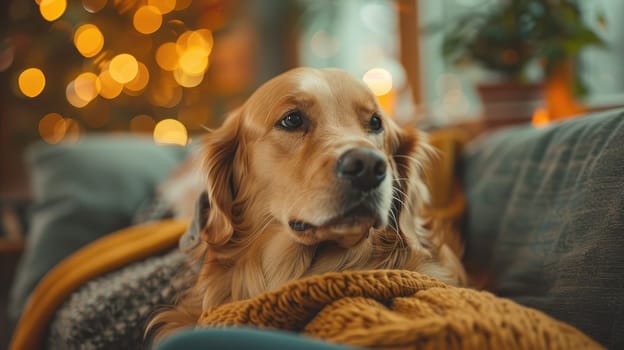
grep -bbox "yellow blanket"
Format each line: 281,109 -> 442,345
199,270 -> 602,350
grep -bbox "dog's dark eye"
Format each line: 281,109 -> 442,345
369,114 -> 383,133
278,111 -> 305,131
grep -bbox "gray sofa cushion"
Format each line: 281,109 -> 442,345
461,108 -> 624,348
9,135 -> 189,321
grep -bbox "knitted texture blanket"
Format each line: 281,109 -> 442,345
199,270 -> 603,350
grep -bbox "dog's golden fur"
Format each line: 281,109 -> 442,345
147,67 -> 466,342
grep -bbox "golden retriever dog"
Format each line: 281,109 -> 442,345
148,67 -> 466,341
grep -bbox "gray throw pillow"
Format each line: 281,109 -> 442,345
9,135 -> 189,321
461,108 -> 624,348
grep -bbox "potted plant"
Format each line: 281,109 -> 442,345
441,0 -> 606,120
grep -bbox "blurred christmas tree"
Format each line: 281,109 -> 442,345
2,0 -> 253,147
0,0 -> 299,194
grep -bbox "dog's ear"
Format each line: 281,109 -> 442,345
389,125 -> 432,236
201,111 -> 242,246
179,191 -> 210,253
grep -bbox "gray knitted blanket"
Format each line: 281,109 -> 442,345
47,250 -> 191,350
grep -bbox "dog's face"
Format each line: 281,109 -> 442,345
148,68 -> 464,341
202,68 -> 427,251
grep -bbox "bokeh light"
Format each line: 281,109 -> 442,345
39,0 -> 67,22
362,68 -> 393,96
133,6 -> 162,34
153,118 -> 188,145
39,113 -> 81,144
174,0 -> 191,10
73,72 -> 101,102
532,107 -> 550,128
74,24 -> 104,57
18,68 -> 46,97
130,114 -> 156,133
82,0 -> 107,13
124,61 -> 150,93
66,81 -> 90,108
109,53 -> 138,84
155,42 -> 178,71
98,68 -> 123,99
178,48 -> 209,76
39,113 -> 64,144
176,30 -> 213,56
148,0 -> 176,14
173,67 -> 204,88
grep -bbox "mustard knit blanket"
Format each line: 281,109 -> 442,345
199,270 -> 602,349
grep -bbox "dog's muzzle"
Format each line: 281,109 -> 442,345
336,147 -> 386,191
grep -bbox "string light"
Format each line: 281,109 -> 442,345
173,67 -> 204,88
362,68 -> 393,96
82,0 -> 107,13
124,61 -> 150,93
109,53 -> 138,84
18,68 -> 46,97
148,0 -> 176,15
73,72 -> 101,102
66,81 -> 90,108
98,68 -> 123,99
153,118 -> 188,145
155,42 -> 178,71
39,0 -> 67,22
39,113 -> 64,144
74,24 -> 104,57
38,113 -> 81,144
133,6 -> 162,34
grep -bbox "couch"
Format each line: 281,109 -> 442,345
7,108 -> 624,349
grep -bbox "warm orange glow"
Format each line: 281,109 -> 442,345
130,114 -> 156,133
61,118 -> 81,144
39,0 -> 67,21
376,90 -> 396,116
532,107 -> 550,128
175,31 -> 194,54
18,68 -> 46,97
175,0 -> 191,10
82,0 -> 107,13
178,48 -> 209,76
39,113 -> 64,144
188,30 -> 213,55
155,42 -> 178,71
39,113 -> 80,144
176,30 -> 213,56
74,24 -> 104,57
545,61 -> 586,120
362,68 -> 393,96
147,0 -> 175,14
153,118 -> 188,145
109,53 -> 138,84
133,6 -> 162,34
66,81 -> 89,108
124,62 -> 149,92
73,72 -> 101,102
98,69 -> 123,99
173,67 -> 204,88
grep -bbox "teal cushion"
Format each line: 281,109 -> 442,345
461,109 -> 624,348
9,135 -> 189,321
156,328 -> 353,350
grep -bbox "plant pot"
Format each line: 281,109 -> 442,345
476,82 -> 544,121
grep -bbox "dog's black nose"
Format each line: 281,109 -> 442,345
336,148 -> 387,191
